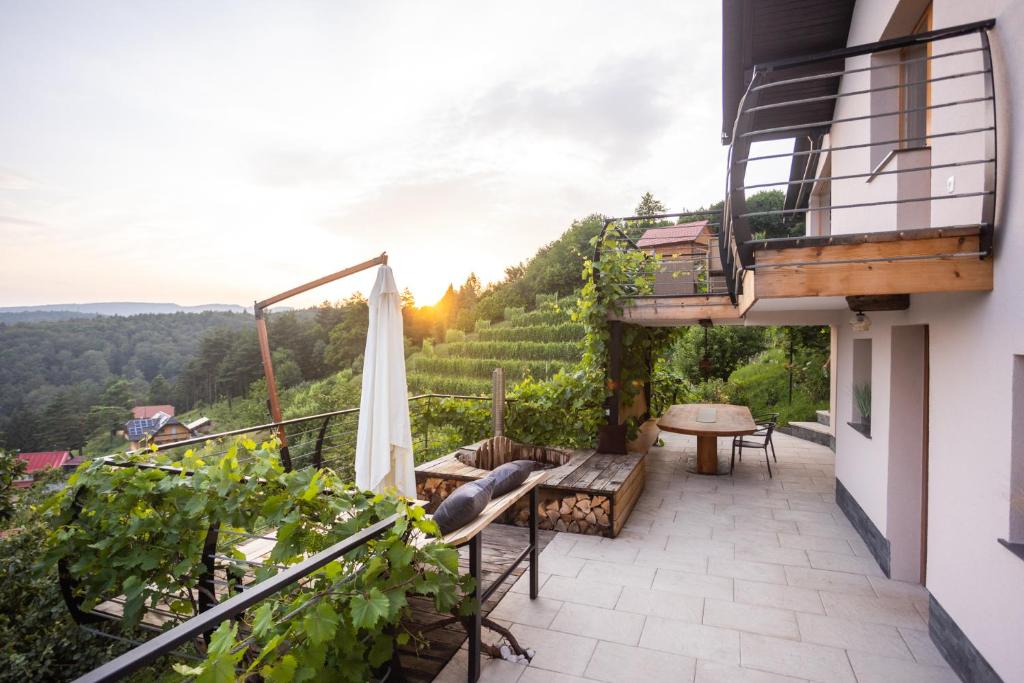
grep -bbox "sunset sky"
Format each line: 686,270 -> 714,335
0,1 -> 788,309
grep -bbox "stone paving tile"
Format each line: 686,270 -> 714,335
664,536 -> 736,559
584,641 -> 697,683
632,548 -> 710,573
481,433 -> 959,683
639,616 -> 741,665
489,591 -> 564,629
694,659 -> 807,683
652,567 -> 734,600
433,649 -> 526,683
734,544 -> 810,567
567,540 -> 640,564
740,633 -> 856,682
709,557 -> 788,585
795,612 -> 912,658
510,570 -> 548,594
783,565 -> 876,596
539,575 -> 622,609
577,559 -> 656,589
509,624 -> 598,677
777,531 -> 853,555
613,581 -> 699,615
819,591 -> 927,629
703,598 -> 799,639
712,527 -> 783,548
806,549 -> 886,577
734,579 -> 825,614
898,627 -> 949,666
536,550 -> 587,577
846,650 -> 961,682
549,602 -> 646,646
518,669 -> 596,683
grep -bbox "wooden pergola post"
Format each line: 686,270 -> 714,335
254,252 -> 388,470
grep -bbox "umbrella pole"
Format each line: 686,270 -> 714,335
253,252 -> 388,471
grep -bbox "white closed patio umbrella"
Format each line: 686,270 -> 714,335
354,265 -> 416,497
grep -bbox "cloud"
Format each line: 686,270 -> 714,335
463,54 -> 678,164
249,147 -> 352,188
320,171 -> 507,241
0,169 -> 38,191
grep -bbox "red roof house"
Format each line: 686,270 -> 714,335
131,405 -> 175,419
636,220 -> 713,250
15,451 -> 71,488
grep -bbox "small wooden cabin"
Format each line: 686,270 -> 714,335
637,220 -> 725,295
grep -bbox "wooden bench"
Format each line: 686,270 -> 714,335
417,444 -> 645,538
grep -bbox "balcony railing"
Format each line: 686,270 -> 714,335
721,19 -> 997,301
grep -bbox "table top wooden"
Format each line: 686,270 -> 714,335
658,403 -> 757,437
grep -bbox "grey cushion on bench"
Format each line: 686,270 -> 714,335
486,460 -> 537,497
433,477 -> 496,534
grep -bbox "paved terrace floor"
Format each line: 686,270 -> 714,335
435,431 -> 956,683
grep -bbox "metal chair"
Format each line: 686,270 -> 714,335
731,414 -> 779,478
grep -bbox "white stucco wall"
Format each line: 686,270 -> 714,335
826,1 -> 1024,678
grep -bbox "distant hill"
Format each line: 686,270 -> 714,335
0,302 -> 247,320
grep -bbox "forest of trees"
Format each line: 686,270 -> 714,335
0,189 -> 813,454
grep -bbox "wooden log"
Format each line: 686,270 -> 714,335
577,499 -> 591,513
585,512 -> 597,525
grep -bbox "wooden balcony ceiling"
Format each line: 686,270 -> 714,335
609,294 -> 741,326
746,226 -> 993,300
721,0 -> 856,143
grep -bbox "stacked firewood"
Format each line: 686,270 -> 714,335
416,477 -> 464,513
511,493 -> 612,536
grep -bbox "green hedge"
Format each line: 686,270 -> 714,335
409,356 -> 563,381
433,340 -> 579,362
406,372 -> 492,396
504,308 -> 569,326
477,322 -> 585,343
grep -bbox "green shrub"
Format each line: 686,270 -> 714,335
477,323 -> 585,343
727,349 -> 820,425
444,329 -> 466,343
408,356 -> 563,381
433,341 -> 578,362
406,372 -> 492,397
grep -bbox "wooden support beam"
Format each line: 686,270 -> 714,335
609,296 -> 740,325
752,235 -> 992,298
846,294 -> 910,311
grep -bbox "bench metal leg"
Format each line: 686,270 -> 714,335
529,487 -> 538,599
468,534 -> 482,683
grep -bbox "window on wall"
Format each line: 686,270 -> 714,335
1011,356 -> 1024,544
850,338 -> 873,437
899,5 -> 932,148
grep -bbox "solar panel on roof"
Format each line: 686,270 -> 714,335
126,418 -> 159,439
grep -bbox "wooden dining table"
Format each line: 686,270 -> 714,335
658,403 -> 757,475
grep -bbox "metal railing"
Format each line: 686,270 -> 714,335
134,393 -> 495,477
65,393 -> 499,680
721,19 -> 997,300
594,210 -> 730,300
72,514 -> 400,683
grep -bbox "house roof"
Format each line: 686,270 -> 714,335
126,411 -> 171,440
16,451 -> 71,486
132,405 -> 175,419
185,417 -> 210,431
636,221 -> 712,249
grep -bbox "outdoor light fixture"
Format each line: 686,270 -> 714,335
851,311 -> 871,332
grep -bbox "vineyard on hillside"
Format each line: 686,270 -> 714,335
406,296 -> 582,396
